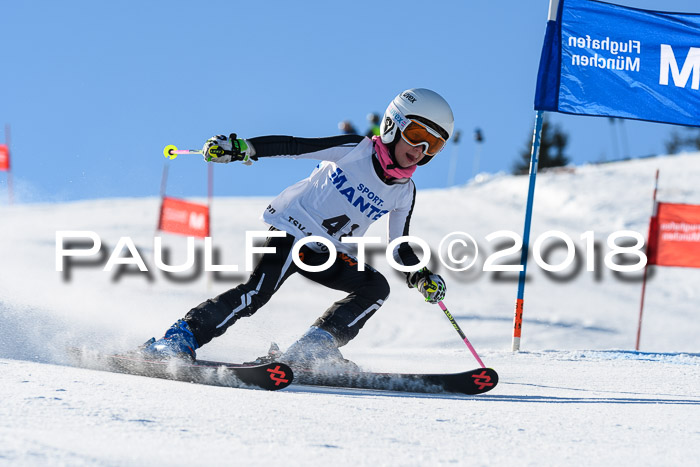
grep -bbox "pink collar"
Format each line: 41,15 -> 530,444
372,136 -> 416,179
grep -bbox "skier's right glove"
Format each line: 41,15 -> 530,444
202,133 -> 255,164
407,267 -> 447,304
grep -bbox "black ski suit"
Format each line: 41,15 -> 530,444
184,135 -> 421,348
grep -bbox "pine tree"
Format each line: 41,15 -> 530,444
513,118 -> 571,174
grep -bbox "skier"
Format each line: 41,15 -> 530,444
338,120 -> 359,135
365,112 -> 381,137
144,88 -> 454,370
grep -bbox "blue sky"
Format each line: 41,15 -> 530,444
1,0 -> 698,202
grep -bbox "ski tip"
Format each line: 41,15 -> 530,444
467,367 -> 498,395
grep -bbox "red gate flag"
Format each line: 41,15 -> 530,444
0,144 -> 9,171
158,196 -> 210,238
647,202 -> 700,268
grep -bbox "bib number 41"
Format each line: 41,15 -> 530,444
322,215 -> 359,238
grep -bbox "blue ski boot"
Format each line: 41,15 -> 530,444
281,326 -> 359,372
141,319 -> 198,360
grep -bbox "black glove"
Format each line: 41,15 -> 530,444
407,268 -> 447,304
202,133 -> 254,164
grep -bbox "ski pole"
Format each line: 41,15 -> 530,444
163,144 -> 203,160
164,142 -> 240,161
438,301 -> 486,368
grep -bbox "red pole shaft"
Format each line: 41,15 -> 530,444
636,169 -> 659,351
636,263 -> 650,351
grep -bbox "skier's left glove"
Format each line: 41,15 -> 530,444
407,267 -> 447,304
202,133 -> 255,164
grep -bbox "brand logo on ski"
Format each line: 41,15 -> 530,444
471,370 -> 494,390
267,365 -> 290,386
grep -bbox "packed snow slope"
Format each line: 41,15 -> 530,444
1,153 -> 699,465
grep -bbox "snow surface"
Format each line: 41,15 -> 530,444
1,154 -> 699,465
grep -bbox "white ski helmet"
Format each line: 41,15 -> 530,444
380,88 -> 454,165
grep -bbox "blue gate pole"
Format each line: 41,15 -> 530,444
512,110 -> 545,351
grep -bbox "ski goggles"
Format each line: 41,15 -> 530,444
388,102 -> 447,156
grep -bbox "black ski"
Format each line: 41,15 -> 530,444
68,348 -> 293,391
293,366 -> 498,395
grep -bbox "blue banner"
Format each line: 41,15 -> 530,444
535,0 -> 700,127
